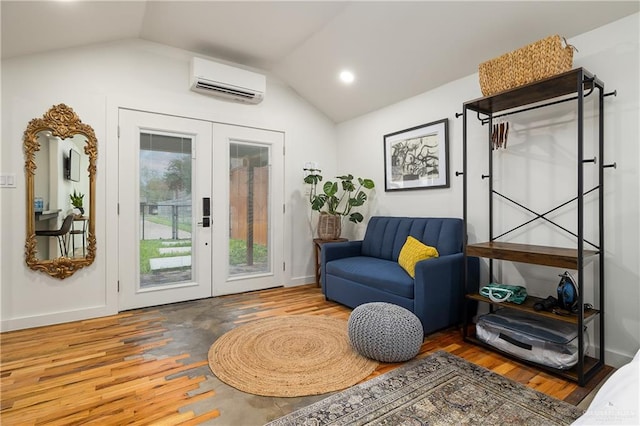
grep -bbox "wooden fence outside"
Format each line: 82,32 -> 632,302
229,166 -> 268,246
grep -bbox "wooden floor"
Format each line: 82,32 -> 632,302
1,284 -> 611,425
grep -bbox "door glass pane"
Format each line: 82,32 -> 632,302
229,142 -> 270,276
139,132 -> 193,288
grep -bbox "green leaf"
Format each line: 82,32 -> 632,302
323,181 -> 338,197
349,212 -> 364,223
342,179 -> 355,192
349,191 -> 367,207
336,174 -> 353,180
311,194 -> 327,211
359,178 -> 375,189
304,174 -> 323,185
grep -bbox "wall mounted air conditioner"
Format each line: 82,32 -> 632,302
190,57 -> 265,104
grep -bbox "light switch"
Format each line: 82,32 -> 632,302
0,173 -> 16,188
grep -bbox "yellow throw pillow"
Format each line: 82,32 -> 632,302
398,236 -> 439,278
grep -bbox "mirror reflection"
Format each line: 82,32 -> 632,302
33,133 -> 90,261
24,104 -> 97,279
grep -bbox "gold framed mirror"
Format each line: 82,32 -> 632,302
24,104 -> 97,279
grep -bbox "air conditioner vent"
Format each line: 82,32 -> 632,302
194,81 -> 257,100
190,58 -> 265,104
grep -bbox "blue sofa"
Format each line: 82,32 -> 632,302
321,216 -> 479,335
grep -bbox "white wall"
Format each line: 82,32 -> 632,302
337,13 -> 640,367
1,39 -> 337,331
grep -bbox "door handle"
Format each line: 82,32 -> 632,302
200,197 -> 211,227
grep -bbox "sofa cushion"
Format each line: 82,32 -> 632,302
398,236 -> 439,278
325,256 -> 414,299
361,216 -> 463,260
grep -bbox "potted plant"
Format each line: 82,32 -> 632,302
70,189 -> 84,215
303,168 -> 375,240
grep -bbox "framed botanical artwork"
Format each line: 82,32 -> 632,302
383,118 -> 449,191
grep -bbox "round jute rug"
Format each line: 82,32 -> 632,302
207,315 -> 378,397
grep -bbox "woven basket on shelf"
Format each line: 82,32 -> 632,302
479,34 -> 575,96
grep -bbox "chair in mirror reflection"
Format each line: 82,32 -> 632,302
35,213 -> 75,258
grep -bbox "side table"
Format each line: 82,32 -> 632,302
313,238 -> 348,287
70,216 -> 89,257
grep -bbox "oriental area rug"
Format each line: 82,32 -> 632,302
207,315 -> 378,397
266,350 -> 584,426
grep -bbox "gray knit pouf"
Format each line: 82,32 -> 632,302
348,302 -> 424,363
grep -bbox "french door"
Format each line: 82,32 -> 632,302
212,123 -> 284,296
118,110 -> 213,310
118,109 -> 284,310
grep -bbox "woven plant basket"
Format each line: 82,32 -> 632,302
317,212 -> 342,240
479,35 -> 575,96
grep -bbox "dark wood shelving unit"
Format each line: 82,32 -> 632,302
465,293 -> 600,325
460,68 -> 607,386
466,242 -> 598,269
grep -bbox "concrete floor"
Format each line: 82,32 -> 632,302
137,295 -> 331,426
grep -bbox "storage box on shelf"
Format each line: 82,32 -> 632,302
478,34 -> 575,96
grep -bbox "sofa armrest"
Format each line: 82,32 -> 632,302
321,240 -> 362,291
413,253 -> 480,334
321,240 -> 363,263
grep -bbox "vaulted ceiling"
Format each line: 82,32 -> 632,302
2,1 -> 638,122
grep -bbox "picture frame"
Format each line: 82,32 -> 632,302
383,118 -> 449,191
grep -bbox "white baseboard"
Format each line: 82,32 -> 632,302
0,305 -> 116,332
286,275 -> 316,287
605,348 -> 635,369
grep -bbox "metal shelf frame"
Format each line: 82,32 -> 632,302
460,68 -> 607,386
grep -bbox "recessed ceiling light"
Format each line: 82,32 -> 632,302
339,70 -> 355,84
